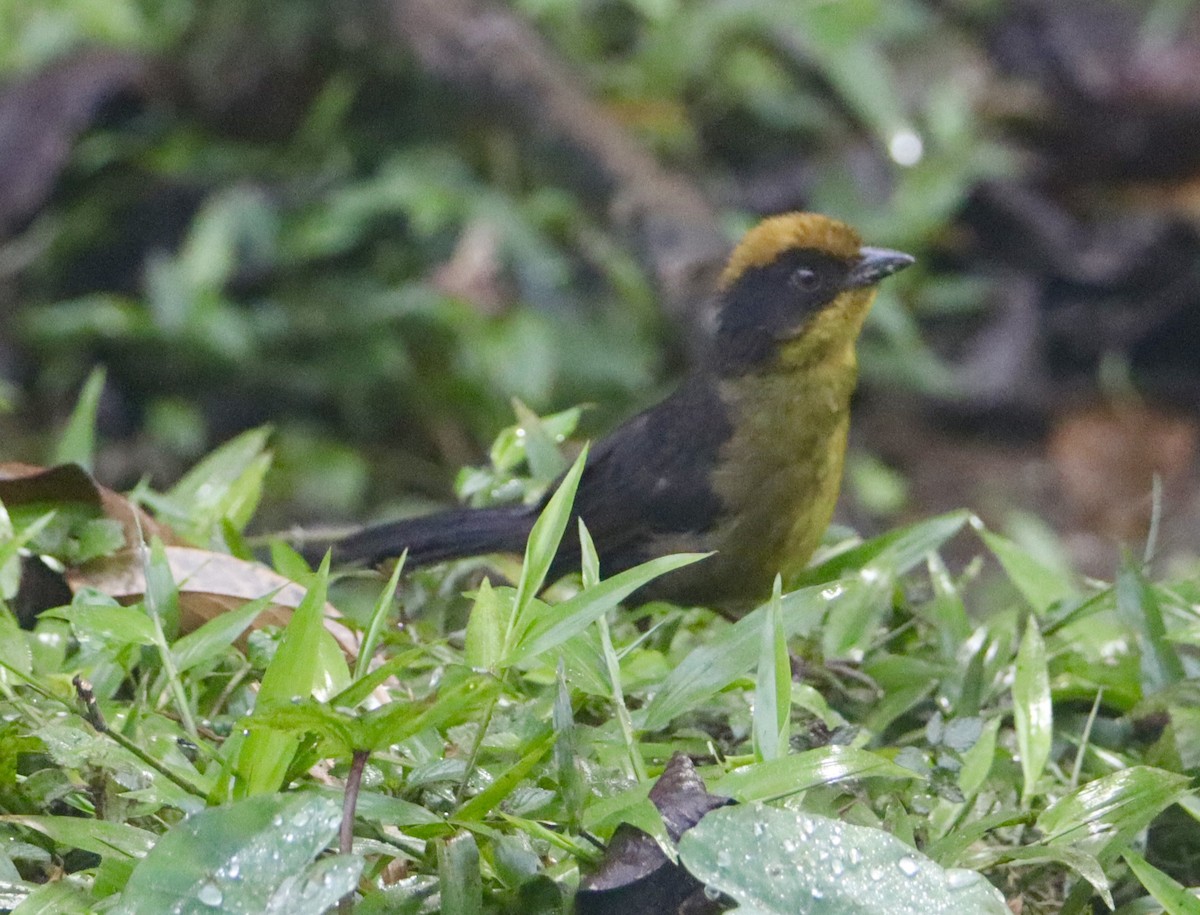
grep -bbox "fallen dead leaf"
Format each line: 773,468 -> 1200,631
68,545 -> 360,657
0,461 -> 180,548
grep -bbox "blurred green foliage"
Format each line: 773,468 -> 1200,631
4,0 -> 1009,524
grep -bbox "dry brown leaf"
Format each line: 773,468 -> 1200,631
2,464 -> 365,659
68,546 -> 361,658
0,461 -> 181,548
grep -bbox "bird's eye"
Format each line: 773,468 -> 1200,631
789,268 -> 821,291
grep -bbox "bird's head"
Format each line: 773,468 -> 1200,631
709,213 -> 913,375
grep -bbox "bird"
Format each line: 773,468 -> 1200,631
322,213 -> 913,615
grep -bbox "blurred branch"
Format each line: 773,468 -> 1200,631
0,50 -> 149,240
373,0 -> 730,346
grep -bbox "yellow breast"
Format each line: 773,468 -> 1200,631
709,343 -> 857,594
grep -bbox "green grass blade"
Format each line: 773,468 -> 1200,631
1,814 -> 155,859
752,575 -> 789,763
798,510 -> 969,585
1038,766 -> 1190,861
1122,848 -> 1200,915
355,551 -> 404,681
454,729 -> 557,825
1013,618 -> 1052,807
236,555 -> 347,794
504,446 -> 588,654
1115,560 -> 1185,694
52,367 -> 106,471
712,745 -> 922,802
505,550 -> 707,665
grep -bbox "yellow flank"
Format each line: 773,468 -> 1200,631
718,213 -> 862,289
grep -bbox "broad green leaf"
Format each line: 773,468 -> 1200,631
638,580 -> 862,731
511,399 -> 568,482
489,405 -> 581,474
157,426 -> 273,542
711,746 -> 921,802
45,604 -> 156,647
170,592 -> 275,674
977,525 -> 1076,616
679,805 -> 1008,914
437,832 -> 482,915
464,577 -> 502,671
0,815 -> 155,859
1038,767 -> 1191,861
115,793 -> 358,915
1013,619 -> 1052,807
262,855 -> 362,915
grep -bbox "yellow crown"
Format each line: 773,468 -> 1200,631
719,213 -> 862,289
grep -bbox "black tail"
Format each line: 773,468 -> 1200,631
320,504 -> 537,569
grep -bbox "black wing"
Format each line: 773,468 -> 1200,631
552,375 -> 732,577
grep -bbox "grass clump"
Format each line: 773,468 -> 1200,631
0,401 -> 1196,914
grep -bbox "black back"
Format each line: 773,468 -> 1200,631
550,376 -> 732,577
